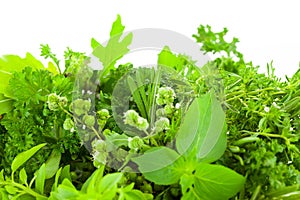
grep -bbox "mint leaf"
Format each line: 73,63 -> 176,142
188,163 -> 245,200
132,147 -> 181,185
11,143 -> 46,173
176,92 -> 227,162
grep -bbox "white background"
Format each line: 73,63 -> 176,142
0,0 -> 299,78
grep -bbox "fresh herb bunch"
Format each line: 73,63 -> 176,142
193,25 -> 300,199
0,14 -> 299,200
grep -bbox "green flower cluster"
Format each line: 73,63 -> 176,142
156,87 -> 176,106
97,109 -> 110,128
63,118 -> 75,132
154,117 -> 170,133
128,136 -> 144,152
124,110 -> 149,131
47,93 -> 68,111
91,139 -> 108,168
72,99 -> 91,116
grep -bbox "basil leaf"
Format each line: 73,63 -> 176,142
11,143 -> 46,173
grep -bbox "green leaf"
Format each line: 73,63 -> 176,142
0,169 -> 5,181
91,38 -> 100,49
0,53 -> 44,97
45,150 -> 61,179
19,168 -> 28,185
81,167 -> 104,193
132,147 -> 181,185
50,179 -> 79,199
59,165 -> 72,183
98,173 -> 122,195
191,163 -> 245,200
47,62 -> 59,75
0,188 -> 9,200
85,167 -> 104,194
157,46 -> 185,70
92,15 -> 133,80
110,15 -> 125,37
11,143 -> 47,173
123,190 -> 152,200
35,163 -> 46,194
0,93 -> 13,115
4,185 -> 18,195
176,92 -> 227,162
52,167 -> 62,192
132,147 -> 180,173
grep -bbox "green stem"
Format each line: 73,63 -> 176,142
60,106 -> 103,140
0,181 -> 47,199
250,185 -> 261,200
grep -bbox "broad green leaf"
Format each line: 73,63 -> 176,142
192,163 -> 245,200
92,15 -> 133,80
11,143 -> 46,173
81,167 -> 104,193
123,190 -> 152,200
0,188 -> 9,200
35,163 -> 46,194
132,147 -> 181,185
45,150 -> 61,179
0,53 -> 44,97
98,173 -> 122,195
50,179 -> 79,199
47,62 -> 59,75
91,38 -> 100,49
4,185 -> 18,195
132,147 -> 180,172
157,46 -> 185,70
19,168 -> 28,185
59,165 -> 72,183
110,14 -> 125,37
86,167 -> 105,194
176,92 -> 227,162
0,93 -> 13,115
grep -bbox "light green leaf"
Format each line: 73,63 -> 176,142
132,147 -> 180,173
50,179 -> 79,199
123,190 -> 152,200
0,188 -> 9,200
19,168 -> 28,185
11,143 -> 46,173
176,92 -> 227,162
110,14 -> 125,37
85,167 -> 104,194
52,167 -> 62,192
192,163 -> 245,200
59,165 -> 72,183
0,53 -> 44,97
35,163 -> 46,194
0,94 -> 13,115
0,170 -> 4,181
45,150 -> 61,179
98,173 -> 122,195
4,185 -> 18,195
91,38 -> 100,49
80,167 -> 103,193
132,147 -> 181,185
157,46 -> 185,70
47,62 -> 59,75
92,15 -> 133,80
